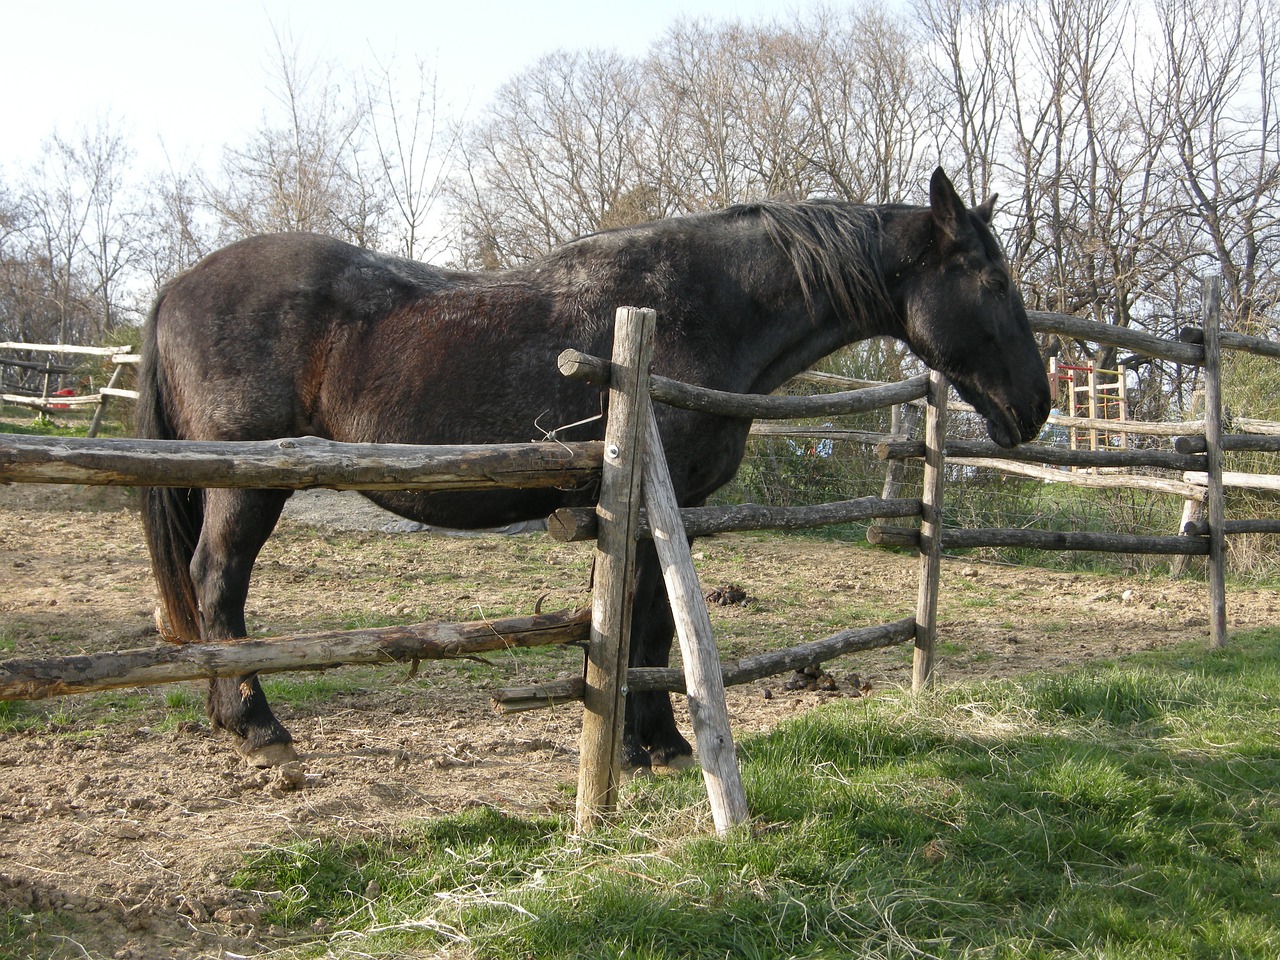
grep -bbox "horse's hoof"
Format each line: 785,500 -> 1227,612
239,740 -> 298,768
622,764 -> 655,783
653,753 -> 698,774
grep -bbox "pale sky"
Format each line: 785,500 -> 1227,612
2,0 -> 817,175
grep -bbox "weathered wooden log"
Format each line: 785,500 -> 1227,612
880,402 -> 920,506
558,349 -> 929,420
546,497 -> 923,543
1028,312 -> 1204,364
748,423 -> 897,445
642,407 -> 750,834
492,677 -> 586,713
0,341 -> 122,357
1184,518 -> 1280,537
913,371 -> 948,691
576,307 -> 653,832
1200,278 -> 1228,647
0,608 -> 591,701
875,437 -> 1205,472
0,434 -> 602,492
2,393 -> 104,409
1233,417 -> 1280,436
88,365 -> 128,439
1184,470 -> 1280,491
867,524 -> 1209,555
949,457 -> 1206,499
628,616 -> 916,693
492,617 -> 916,708
866,525 -> 921,548
1173,433 -> 1280,454
1042,413 -> 1204,438
1179,325 -> 1280,360
0,357 -> 77,374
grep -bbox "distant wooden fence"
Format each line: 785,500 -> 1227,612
0,282 -> 1271,832
0,342 -> 139,437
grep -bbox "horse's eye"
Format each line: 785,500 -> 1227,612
985,272 -> 1009,298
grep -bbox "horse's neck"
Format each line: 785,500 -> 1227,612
726,226 -> 892,396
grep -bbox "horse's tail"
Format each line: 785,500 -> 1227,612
137,291 -> 203,644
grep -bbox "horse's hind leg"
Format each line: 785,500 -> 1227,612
623,542 -> 694,770
192,488 -> 296,767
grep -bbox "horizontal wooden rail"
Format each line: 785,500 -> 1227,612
2,393 -> 104,409
0,434 -> 603,492
492,616 -> 916,711
1183,470 -> 1280,491
867,524 -> 1209,555
1028,312 -> 1204,364
1184,518 -> 1280,536
0,342 -> 125,357
0,357 -> 77,374
876,437 -> 1205,472
628,616 -> 916,692
557,349 -> 929,419
0,608 -> 590,701
749,423 -> 896,445
546,496 -> 923,542
949,457 -> 1207,499
1179,326 -> 1280,360
1173,434 -> 1280,454
1043,413 -> 1204,438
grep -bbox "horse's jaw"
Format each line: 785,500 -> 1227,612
943,372 -> 1049,449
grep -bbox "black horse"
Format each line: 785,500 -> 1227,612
138,168 -> 1050,769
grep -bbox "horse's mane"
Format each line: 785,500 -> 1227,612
738,199 -> 894,331
528,199 -> 895,334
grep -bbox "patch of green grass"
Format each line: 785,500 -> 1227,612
0,905 -> 106,960
230,628 -> 1280,959
0,699 -> 79,734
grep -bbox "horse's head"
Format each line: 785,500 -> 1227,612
890,168 -> 1051,448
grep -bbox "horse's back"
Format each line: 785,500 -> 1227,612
148,234 -> 444,441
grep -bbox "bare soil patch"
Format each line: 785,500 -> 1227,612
1,480 -> 1274,959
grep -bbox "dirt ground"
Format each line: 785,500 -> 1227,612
1,479 -> 1276,959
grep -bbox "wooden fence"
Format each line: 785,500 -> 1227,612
0,283 -> 1272,832
0,308 -> 931,835
0,341 -> 139,437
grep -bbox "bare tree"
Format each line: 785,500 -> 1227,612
364,56 -> 458,260
204,26 -> 380,245
1151,0 -> 1280,335
15,119 -> 141,345
452,48 -> 648,265
916,0 -> 1011,200
136,161 -> 215,293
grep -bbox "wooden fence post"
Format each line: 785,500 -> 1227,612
1202,276 -> 1228,648
576,307 -> 656,832
642,409 -> 751,835
913,369 -> 949,691
87,363 -> 125,439
880,401 -> 920,504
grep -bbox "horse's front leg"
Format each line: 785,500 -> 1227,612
622,540 -> 695,770
192,489 -> 297,767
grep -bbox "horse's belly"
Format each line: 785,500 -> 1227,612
361,487 -> 586,531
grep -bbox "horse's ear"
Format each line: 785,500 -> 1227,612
975,194 -> 998,224
929,167 -> 969,239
